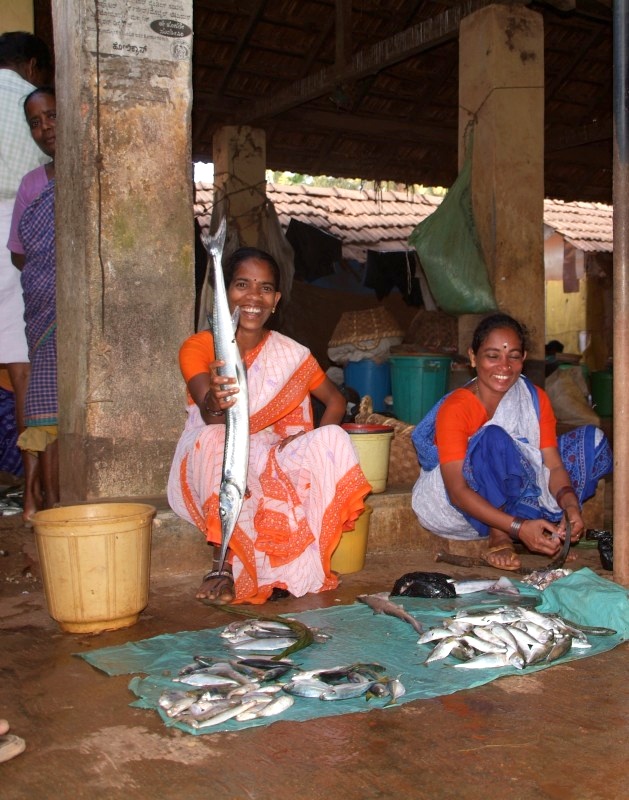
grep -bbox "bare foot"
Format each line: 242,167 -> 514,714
196,569 -> 235,603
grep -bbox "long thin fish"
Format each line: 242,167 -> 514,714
200,217 -> 249,573
357,593 -> 424,635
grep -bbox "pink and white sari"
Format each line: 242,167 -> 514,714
167,330 -> 370,603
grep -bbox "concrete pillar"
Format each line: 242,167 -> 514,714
212,126 -> 266,246
459,5 -> 545,359
53,0 -> 194,501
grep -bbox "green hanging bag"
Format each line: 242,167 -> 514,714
408,146 -> 497,315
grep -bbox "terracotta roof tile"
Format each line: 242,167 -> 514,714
194,183 -> 613,259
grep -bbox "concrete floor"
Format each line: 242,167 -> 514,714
1,510 -> 628,800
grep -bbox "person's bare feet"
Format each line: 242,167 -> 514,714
195,569 -> 235,603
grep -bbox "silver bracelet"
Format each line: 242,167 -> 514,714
203,390 -> 224,417
509,517 -> 524,541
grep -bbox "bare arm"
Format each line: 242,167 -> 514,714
277,376 -> 346,451
187,365 -> 238,426
11,252 -> 25,271
542,445 -> 584,539
440,459 -> 564,556
311,376 -> 346,426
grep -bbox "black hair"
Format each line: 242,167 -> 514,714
0,32 -> 52,72
471,313 -> 530,354
23,85 -> 55,116
223,247 -> 281,293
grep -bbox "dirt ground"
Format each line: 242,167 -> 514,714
1,510 -> 628,800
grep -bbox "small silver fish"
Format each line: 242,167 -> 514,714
256,694 -> 295,717
452,576 -> 519,596
282,679 -> 331,698
320,680 -> 372,701
454,651 -> 525,670
228,636 -> 298,652
191,699 -> 258,728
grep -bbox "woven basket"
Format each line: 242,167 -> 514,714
355,397 -> 420,487
403,309 -> 458,353
329,307 -> 404,350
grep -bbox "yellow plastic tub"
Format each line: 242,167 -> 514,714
331,504 -> 373,575
32,502 -> 155,634
342,423 -> 394,493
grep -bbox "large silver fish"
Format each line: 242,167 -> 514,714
200,218 -> 249,573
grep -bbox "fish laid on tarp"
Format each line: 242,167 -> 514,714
390,571 -> 519,598
417,604 -> 614,670
357,592 -> 424,635
203,602 -> 315,661
200,216 -> 250,573
158,656 -> 404,726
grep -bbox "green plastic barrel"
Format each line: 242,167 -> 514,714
389,354 -> 452,424
590,370 -> 613,417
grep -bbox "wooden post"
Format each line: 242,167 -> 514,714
53,0 -> 194,500
459,6 -> 545,359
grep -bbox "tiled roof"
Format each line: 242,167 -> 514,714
543,199 -> 613,253
195,183 -> 613,261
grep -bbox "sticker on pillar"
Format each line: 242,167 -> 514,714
150,20 -> 192,38
86,1 -> 192,62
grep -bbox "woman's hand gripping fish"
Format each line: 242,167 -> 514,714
200,217 -> 249,573
357,592 -> 424,635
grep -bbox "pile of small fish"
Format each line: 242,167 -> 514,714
521,568 -> 573,591
157,616 -> 405,729
418,605 -> 614,670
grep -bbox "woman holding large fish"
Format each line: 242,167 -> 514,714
411,313 -> 612,571
168,247 -> 371,604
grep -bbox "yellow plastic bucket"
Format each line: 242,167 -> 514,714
32,502 -> 155,634
342,423 -> 394,493
331,504 -> 373,574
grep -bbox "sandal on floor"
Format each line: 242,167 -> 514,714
0,734 -> 26,763
196,569 -> 235,604
482,543 -> 521,572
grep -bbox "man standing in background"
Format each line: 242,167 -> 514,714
0,31 -> 52,476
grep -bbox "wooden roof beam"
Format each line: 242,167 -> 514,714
241,0 -> 528,123
214,0 -> 267,96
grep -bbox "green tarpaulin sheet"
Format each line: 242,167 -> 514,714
78,569 -> 629,735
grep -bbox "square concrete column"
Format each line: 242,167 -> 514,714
53,0 -> 194,500
459,5 -> 545,358
213,126 -> 267,246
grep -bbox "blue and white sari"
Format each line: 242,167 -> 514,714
411,377 -> 613,540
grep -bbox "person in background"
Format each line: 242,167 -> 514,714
8,87 -> 58,520
168,245 -> 371,604
0,31 -> 52,499
411,313 -> 612,571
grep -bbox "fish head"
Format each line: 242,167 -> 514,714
219,481 -> 243,525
